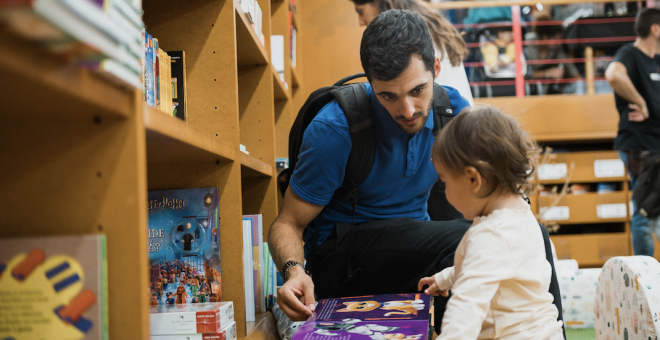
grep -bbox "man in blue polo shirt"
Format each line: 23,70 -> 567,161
268,10 -> 472,328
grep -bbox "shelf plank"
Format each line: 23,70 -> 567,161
550,232 -> 631,268
240,152 -> 273,177
475,94 -> 618,143
0,29 -> 133,120
272,66 -> 291,101
235,0 -> 269,66
244,312 -> 279,340
145,105 -> 236,164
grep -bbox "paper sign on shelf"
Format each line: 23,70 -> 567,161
540,206 -> 570,221
596,203 -> 627,219
538,163 -> 568,180
594,159 -> 625,178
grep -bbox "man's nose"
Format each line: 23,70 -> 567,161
399,98 -> 415,118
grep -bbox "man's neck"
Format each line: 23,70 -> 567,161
634,37 -> 659,59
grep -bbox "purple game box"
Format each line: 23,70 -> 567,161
292,293 -> 432,340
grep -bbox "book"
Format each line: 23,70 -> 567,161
147,188 -> 222,307
270,35 -> 285,82
291,293 -> 432,340
145,33 -> 156,107
149,302 -> 234,335
241,217 -> 255,322
80,58 -> 142,89
0,0 -> 141,72
0,235 -> 108,340
244,214 -> 265,314
150,320 -> 236,340
167,51 -> 187,121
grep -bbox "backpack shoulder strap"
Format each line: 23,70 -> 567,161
432,83 -> 454,134
331,83 -> 375,191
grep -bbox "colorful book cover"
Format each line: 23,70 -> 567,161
292,293 -> 431,340
0,235 -> 108,340
145,33 -> 155,106
147,188 -> 221,307
154,38 -> 160,109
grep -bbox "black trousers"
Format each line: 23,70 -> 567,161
308,218 -> 565,337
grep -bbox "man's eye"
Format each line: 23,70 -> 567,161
411,88 -> 423,95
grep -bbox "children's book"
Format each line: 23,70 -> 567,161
167,51 -> 187,121
0,234 -> 108,340
147,188 -> 221,307
292,293 -> 432,340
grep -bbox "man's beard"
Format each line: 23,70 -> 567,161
393,96 -> 433,134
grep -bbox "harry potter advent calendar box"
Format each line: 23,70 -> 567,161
147,188 -> 222,307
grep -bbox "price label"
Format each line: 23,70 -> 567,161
594,159 -> 625,178
597,203 -> 627,219
538,163 -> 568,180
540,206 -> 570,221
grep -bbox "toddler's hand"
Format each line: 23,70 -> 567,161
417,276 -> 446,296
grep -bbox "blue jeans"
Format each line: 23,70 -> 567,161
619,151 -> 660,256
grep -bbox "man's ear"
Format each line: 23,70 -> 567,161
652,23 -> 660,38
465,166 -> 483,194
433,57 -> 441,80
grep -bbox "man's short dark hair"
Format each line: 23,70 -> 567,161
635,8 -> 660,38
360,9 -> 435,82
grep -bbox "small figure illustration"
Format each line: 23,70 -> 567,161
175,285 -> 189,304
337,299 -> 425,316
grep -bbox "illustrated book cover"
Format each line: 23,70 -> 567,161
0,234 -> 108,340
148,188 -> 221,307
292,293 -> 431,340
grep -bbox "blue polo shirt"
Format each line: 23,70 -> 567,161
290,83 -> 470,257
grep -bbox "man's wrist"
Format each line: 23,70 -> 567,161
282,260 -> 310,281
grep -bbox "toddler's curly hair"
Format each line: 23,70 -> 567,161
433,106 -> 538,196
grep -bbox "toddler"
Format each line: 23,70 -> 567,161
418,106 -> 563,340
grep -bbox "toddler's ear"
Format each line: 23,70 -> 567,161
465,166 -> 483,194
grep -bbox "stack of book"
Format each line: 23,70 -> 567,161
242,214 -> 278,322
142,33 -> 185,118
0,0 -> 145,89
150,302 -> 236,340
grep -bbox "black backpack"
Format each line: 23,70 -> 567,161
633,151 -> 660,219
276,73 -> 462,269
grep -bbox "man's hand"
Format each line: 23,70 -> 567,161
417,276 -> 448,297
628,103 -> 649,122
276,266 -> 316,321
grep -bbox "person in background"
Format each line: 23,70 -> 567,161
527,13 -> 580,94
606,8 -> 660,256
351,0 -> 474,105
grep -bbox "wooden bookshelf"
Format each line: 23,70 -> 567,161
0,29 -> 149,340
0,0 -> 303,339
140,0 -> 302,338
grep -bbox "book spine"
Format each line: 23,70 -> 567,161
154,41 -> 160,110
141,29 -> 146,101
146,34 -> 155,106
